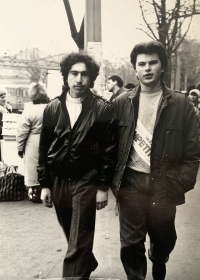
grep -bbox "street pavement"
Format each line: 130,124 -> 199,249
1,169 -> 200,280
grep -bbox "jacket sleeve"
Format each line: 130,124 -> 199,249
96,103 -> 118,191
16,109 -> 31,152
178,99 -> 200,193
37,104 -> 55,189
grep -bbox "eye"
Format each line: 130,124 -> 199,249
81,71 -> 89,77
149,60 -> 158,65
70,71 -> 78,76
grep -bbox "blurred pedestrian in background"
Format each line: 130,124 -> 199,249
17,82 -> 49,203
187,84 -> 196,97
0,86 -> 12,139
0,86 -> 12,160
188,89 -> 200,138
107,75 -> 127,101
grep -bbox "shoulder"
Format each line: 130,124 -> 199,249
169,88 -> 189,104
117,87 -> 127,95
167,88 -> 196,116
44,97 -> 60,112
114,88 -> 134,104
93,92 -> 112,107
90,92 -> 114,118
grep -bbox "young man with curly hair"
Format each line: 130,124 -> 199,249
38,52 -> 117,279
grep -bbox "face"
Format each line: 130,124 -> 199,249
189,93 -> 198,102
135,53 -> 164,89
107,79 -> 116,92
0,93 -> 6,106
67,62 -> 90,98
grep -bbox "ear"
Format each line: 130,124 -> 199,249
134,69 -> 139,80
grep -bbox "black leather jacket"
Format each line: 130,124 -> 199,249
38,88 -> 117,191
112,83 -> 199,206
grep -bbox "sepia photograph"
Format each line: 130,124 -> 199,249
0,0 -> 200,279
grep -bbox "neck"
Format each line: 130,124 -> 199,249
140,82 -> 162,92
113,86 -> 120,95
68,90 -> 86,101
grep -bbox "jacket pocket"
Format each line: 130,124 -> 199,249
165,125 -> 183,156
166,168 -> 185,203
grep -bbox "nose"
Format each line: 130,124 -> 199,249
145,63 -> 151,71
76,73 -> 82,83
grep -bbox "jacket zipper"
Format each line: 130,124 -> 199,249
117,99 -> 136,190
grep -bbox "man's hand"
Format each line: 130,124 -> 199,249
96,190 -> 108,210
40,188 -> 53,208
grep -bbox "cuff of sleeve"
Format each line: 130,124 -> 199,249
97,183 -> 109,192
39,181 -> 52,190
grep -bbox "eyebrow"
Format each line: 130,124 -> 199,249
137,59 -> 159,64
70,70 -> 89,74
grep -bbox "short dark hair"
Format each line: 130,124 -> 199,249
125,83 -> 135,89
108,75 -> 123,87
60,52 -> 100,88
130,41 -> 168,77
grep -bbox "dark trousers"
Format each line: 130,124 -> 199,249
118,169 -> 177,280
51,171 -> 98,279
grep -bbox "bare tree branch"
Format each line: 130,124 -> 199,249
136,27 -> 157,40
152,0 -> 161,25
138,0 -> 159,40
137,0 -> 200,84
172,16 -> 193,53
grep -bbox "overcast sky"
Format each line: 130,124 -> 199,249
0,0 -> 199,59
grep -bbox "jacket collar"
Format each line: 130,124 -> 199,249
128,80 -> 173,102
58,86 -> 94,108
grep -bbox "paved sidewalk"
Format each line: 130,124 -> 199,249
1,171 -> 200,280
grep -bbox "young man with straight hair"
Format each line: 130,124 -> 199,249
38,52 -> 117,279
112,41 -> 199,280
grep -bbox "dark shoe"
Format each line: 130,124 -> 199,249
28,187 -> 42,203
152,263 -> 166,280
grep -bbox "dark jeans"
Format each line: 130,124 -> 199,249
51,171 -> 98,279
118,169 -> 177,280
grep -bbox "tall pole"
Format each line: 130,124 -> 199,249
84,0 -> 101,48
84,0 -> 104,91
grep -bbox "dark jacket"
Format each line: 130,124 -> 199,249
110,87 -> 127,102
112,83 -> 199,206
37,87 -> 117,191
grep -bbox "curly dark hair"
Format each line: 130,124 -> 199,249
130,41 -> 168,78
60,52 -> 100,88
108,75 -> 124,87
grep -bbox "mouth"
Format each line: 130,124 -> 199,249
144,74 -> 153,79
74,86 -> 84,89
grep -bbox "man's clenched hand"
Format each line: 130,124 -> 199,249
96,190 -> 108,210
